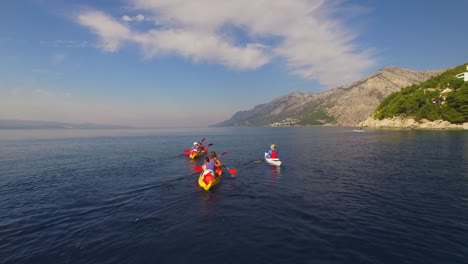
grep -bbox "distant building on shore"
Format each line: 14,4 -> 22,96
455,65 -> 468,81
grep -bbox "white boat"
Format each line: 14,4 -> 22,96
265,152 -> 282,166
352,129 -> 365,133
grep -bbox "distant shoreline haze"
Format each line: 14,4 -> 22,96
0,119 -> 134,130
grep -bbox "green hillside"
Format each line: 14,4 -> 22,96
373,63 -> 468,123
298,106 -> 336,125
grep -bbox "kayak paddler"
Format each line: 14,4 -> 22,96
210,151 -> 223,176
266,144 -> 278,159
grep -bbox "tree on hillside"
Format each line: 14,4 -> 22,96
373,63 -> 468,123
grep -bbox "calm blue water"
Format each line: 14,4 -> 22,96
1,127 -> 467,263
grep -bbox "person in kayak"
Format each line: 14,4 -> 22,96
266,144 -> 278,158
191,142 -> 205,153
210,151 -> 223,176
196,142 -> 205,152
191,142 -> 199,152
202,156 -> 215,175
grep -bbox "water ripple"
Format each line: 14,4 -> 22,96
1,127 -> 467,263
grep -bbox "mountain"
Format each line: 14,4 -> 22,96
213,66 -> 443,127
0,119 -> 133,130
361,63 -> 468,128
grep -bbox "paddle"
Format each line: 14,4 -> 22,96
194,165 -> 237,175
223,165 -> 238,175
243,159 -> 264,165
214,152 -> 238,175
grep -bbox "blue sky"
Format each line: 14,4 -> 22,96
0,0 -> 467,127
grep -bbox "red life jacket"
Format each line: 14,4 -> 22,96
270,150 -> 278,158
203,172 -> 215,185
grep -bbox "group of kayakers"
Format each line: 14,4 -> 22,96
189,141 -> 279,171
186,139 -> 280,190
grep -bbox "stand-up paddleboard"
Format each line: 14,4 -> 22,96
265,152 -> 282,166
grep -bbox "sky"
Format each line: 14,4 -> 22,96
0,0 -> 467,127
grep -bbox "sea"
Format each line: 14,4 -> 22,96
0,127 -> 467,264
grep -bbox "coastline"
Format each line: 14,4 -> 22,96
359,117 -> 468,130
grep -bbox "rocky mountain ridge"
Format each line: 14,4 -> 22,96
213,66 -> 443,127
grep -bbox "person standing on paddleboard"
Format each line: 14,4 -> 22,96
266,144 -> 278,159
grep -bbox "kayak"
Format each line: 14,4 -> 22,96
265,152 -> 282,166
189,147 -> 207,159
352,129 -> 365,133
198,168 -> 223,191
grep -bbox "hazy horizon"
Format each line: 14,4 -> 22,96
0,118 -> 212,129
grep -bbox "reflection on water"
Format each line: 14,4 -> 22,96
199,191 -> 219,204
270,165 -> 281,184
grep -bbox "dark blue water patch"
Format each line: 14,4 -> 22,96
0,127 -> 467,263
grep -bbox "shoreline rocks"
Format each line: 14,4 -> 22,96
359,117 -> 468,130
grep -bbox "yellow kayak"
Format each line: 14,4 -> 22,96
189,147 -> 207,159
198,168 -> 223,191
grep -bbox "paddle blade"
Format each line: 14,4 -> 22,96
219,152 -> 228,157
200,138 -> 206,143
207,143 -> 213,147
194,166 -> 202,172
228,168 -> 238,175
184,149 -> 190,155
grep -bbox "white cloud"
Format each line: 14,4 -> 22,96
76,0 -> 375,88
122,14 -> 145,22
121,15 -> 132,22
78,10 -> 132,52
